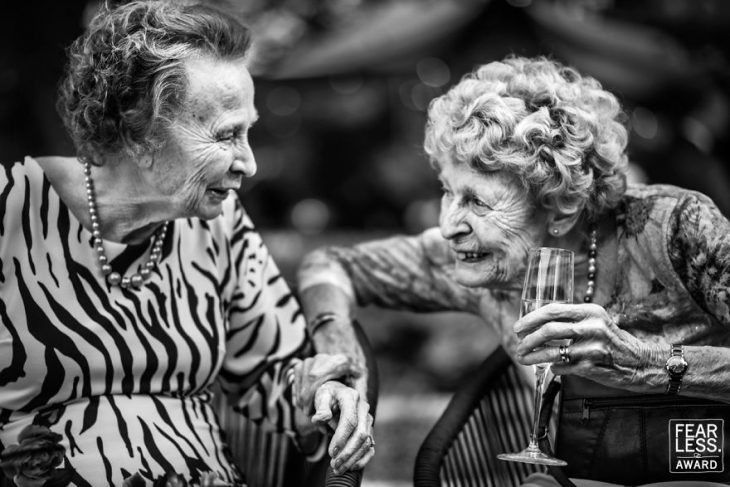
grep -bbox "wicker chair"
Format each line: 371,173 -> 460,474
217,319 -> 379,487
414,346 -> 545,487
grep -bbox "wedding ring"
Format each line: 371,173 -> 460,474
559,344 -> 571,364
366,435 -> 375,448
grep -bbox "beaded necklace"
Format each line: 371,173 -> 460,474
583,224 -> 598,303
83,160 -> 168,289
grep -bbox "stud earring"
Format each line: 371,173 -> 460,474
551,228 -> 560,235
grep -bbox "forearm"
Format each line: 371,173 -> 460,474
298,278 -> 368,407
298,233 -> 481,313
632,343 -> 730,403
297,248 -> 362,358
300,283 -> 354,328
681,346 -> 730,403
299,284 -> 364,371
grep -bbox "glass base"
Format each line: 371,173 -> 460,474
497,445 -> 567,466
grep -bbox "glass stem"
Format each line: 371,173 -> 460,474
529,365 -> 547,448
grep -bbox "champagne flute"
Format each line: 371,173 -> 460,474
497,247 -> 574,466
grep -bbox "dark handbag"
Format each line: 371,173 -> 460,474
538,375 -> 730,486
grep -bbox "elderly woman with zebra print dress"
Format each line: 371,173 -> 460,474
0,2 -> 373,486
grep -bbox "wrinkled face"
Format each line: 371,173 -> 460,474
151,56 -> 258,220
438,159 -> 548,288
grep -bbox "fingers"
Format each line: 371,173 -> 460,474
330,406 -> 373,475
350,441 -> 376,471
191,472 -> 231,487
295,353 -> 358,413
292,360 -> 305,410
515,304 -> 612,357
313,381 -> 375,475
312,387 -> 335,428
516,321 -> 579,357
517,339 -> 569,366
518,340 -> 615,369
514,302 -> 604,337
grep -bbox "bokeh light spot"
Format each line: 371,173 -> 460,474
291,198 -> 331,235
329,75 -> 364,94
631,107 -> 658,140
416,57 -> 450,88
266,85 -> 301,116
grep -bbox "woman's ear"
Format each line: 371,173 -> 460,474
141,152 -> 154,169
134,152 -> 154,169
546,210 -> 583,237
125,143 -> 154,169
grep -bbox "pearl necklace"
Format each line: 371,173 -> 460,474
83,160 -> 168,289
583,224 -> 598,303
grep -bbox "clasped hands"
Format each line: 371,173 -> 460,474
514,302 -> 662,391
291,353 -> 374,475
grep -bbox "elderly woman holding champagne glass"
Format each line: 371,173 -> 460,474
297,55 -> 730,486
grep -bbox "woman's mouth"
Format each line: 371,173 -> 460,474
456,251 -> 491,263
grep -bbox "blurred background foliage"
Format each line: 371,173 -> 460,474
3,0 -> 730,234
3,1 -> 730,483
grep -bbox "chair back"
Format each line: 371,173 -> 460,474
414,346 -> 544,487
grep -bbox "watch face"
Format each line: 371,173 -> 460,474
667,355 -> 688,376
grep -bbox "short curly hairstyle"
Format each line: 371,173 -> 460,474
424,55 -> 629,221
57,0 -> 252,164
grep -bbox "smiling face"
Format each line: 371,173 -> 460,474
150,56 -> 258,220
437,159 -> 549,288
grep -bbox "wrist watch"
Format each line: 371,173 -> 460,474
665,344 -> 688,394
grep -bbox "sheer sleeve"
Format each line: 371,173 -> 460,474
217,199 -> 308,435
298,228 -> 482,315
668,192 -> 730,327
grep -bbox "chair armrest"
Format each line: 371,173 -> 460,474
414,346 -> 541,487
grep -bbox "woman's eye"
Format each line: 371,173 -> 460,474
218,128 -> 244,143
472,198 -> 491,209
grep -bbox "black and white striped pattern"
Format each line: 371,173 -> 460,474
0,157 -> 308,485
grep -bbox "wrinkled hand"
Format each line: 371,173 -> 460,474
292,353 -> 374,474
292,353 -> 364,414
310,315 -> 369,405
311,380 -> 374,475
514,303 -> 663,391
193,472 -> 231,487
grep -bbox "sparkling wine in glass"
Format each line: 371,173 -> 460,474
497,247 -> 574,466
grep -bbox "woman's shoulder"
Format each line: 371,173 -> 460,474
2,156 -> 32,180
623,183 -> 716,206
1,156 -> 52,205
619,183 -> 717,229
3,155 -> 78,187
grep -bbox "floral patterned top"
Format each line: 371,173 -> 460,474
299,184 -> 730,383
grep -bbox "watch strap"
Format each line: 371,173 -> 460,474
666,344 -> 685,395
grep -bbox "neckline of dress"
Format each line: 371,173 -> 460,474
27,155 -> 139,253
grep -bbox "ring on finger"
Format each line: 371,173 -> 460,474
366,435 -> 375,448
559,344 -> 571,364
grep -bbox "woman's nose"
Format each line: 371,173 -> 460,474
440,204 -> 470,240
231,145 -> 257,177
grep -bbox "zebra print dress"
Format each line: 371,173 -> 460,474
0,157 -> 309,485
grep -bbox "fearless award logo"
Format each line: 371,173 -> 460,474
669,419 -> 724,473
